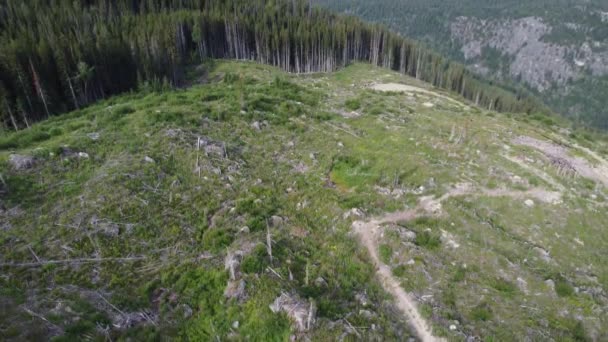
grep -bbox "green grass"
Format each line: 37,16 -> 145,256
555,279 -> 575,297
414,231 -> 441,249
379,244 -> 393,263
345,98 -> 362,111
471,303 -> 493,321
1,60 -> 607,341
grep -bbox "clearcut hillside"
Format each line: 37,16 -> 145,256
1,61 -> 607,341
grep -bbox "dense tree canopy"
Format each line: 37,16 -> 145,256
0,0 -> 548,130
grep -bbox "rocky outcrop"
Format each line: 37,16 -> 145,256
269,292 -> 315,332
450,16 -> 608,92
8,154 -> 35,170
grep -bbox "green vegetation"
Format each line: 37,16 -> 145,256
0,0 -> 547,131
490,278 -> 517,297
316,0 -> 608,129
414,231 -> 442,250
379,244 -> 393,263
2,60 -> 607,340
555,278 -> 575,298
345,98 -> 362,111
471,303 -> 493,322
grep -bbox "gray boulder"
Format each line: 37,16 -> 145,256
8,154 -> 35,170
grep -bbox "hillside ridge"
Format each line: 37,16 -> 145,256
1,61 -> 607,340
0,0 -> 545,132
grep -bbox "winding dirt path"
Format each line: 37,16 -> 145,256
351,183 -> 562,341
353,217 -> 441,342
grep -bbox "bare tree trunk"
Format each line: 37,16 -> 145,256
20,107 -> 30,128
30,60 -> 50,118
67,74 -> 79,110
266,225 -> 273,264
17,73 -> 34,113
6,103 -> 18,131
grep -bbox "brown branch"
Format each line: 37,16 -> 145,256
0,256 -> 146,268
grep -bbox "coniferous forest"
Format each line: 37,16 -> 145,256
0,0 -> 548,130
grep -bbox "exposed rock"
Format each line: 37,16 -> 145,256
314,277 -> 328,287
182,304 -> 193,318
225,250 -> 244,280
292,162 -> 309,173
545,279 -> 556,293
90,216 -> 119,237
517,277 -> 529,295
398,228 -> 417,242
451,16 -> 576,91
77,152 -> 90,159
87,132 -> 100,141
524,199 -> 535,207
8,154 -> 35,170
343,208 -> 365,219
355,292 -> 370,307
269,293 -> 315,332
224,279 -> 246,300
270,215 -> 284,227
144,156 -> 155,163
204,143 -> 225,156
112,310 -> 158,329
165,128 -> 182,137
449,324 -> 457,331
251,121 -> 261,131
374,186 -> 391,196
441,229 -> 460,249
59,146 -> 83,159
359,309 -> 376,319
534,247 -> 552,262
239,226 -> 250,234
232,321 -> 240,329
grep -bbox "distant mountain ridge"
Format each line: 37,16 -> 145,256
316,0 -> 608,129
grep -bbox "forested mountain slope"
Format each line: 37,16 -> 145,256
316,0 -> 608,129
0,0 -> 545,131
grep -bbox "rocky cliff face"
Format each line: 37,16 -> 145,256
450,16 -> 608,92
315,0 -> 608,128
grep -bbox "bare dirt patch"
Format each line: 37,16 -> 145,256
502,154 -> 566,192
513,136 -> 608,188
370,83 -> 465,107
371,83 -> 436,95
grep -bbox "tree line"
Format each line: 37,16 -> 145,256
0,0 -> 549,131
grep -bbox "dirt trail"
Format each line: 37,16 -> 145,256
353,218 -> 442,342
352,183 -> 561,341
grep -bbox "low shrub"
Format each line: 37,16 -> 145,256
414,230 -> 441,249
345,98 -> 361,111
